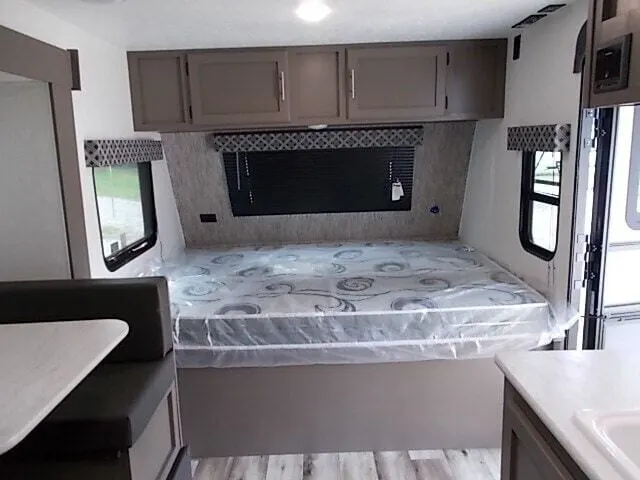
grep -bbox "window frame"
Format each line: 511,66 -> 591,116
519,150 -> 562,261
92,162 -> 158,272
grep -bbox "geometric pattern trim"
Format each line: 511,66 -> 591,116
84,139 -> 164,167
507,123 -> 571,153
209,127 -> 425,153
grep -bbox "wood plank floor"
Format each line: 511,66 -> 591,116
194,449 -> 501,480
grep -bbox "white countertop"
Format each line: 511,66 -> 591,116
0,320 -> 129,455
496,350 -> 640,480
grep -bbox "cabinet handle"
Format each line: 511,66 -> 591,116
350,69 -> 356,99
280,71 -> 286,102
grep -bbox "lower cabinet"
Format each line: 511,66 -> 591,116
501,382 -> 590,480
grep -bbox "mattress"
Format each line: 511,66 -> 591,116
151,241 -> 568,368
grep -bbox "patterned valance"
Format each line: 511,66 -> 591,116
507,124 -> 571,153
209,127 -> 424,153
85,139 -> 164,167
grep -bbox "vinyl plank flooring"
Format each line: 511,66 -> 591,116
227,456 -> 269,480
413,458 -> 454,480
444,449 -> 496,480
195,457 -> 234,480
337,452 -> 377,480
374,451 -> 418,480
302,453 -> 340,480
408,449 -> 447,461
266,455 -> 303,480
196,450 -> 499,480
479,449 -> 501,479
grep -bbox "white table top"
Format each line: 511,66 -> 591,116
496,350 -> 640,480
0,320 -> 129,455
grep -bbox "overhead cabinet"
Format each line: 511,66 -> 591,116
446,41 -> 507,119
289,47 -> 346,124
128,53 -> 191,131
127,40 -> 506,132
187,51 -> 290,125
346,46 -> 447,120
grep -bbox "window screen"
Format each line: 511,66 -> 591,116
223,147 -> 415,217
93,163 -> 157,271
520,151 -> 562,260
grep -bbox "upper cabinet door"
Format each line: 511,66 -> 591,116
128,52 -> 191,131
187,51 -> 291,126
346,46 -> 447,121
289,47 -> 347,125
446,41 -> 507,119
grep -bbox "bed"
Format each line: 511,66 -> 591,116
147,241 -> 571,457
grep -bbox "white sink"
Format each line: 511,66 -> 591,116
574,409 -> 640,480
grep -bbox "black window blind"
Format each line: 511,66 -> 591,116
223,147 -> 415,217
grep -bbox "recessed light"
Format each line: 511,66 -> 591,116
296,1 -> 332,23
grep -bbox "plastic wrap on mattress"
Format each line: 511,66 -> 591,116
143,241 -> 578,368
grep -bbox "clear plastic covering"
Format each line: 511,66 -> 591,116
142,241 -> 578,368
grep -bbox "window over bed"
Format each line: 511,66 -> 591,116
223,147 -> 415,217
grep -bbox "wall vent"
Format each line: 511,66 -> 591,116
538,3 -> 566,14
512,14 -> 546,29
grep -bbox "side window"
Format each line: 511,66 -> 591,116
519,151 -> 562,260
93,163 -> 157,271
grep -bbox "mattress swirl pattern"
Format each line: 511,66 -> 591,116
153,241 -> 567,367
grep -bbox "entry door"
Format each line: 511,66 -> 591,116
582,105 -> 640,350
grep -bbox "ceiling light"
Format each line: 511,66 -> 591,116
296,1 -> 332,23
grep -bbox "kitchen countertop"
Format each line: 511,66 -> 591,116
0,320 -> 128,455
496,350 -> 640,480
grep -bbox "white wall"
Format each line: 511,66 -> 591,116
460,1 -> 587,306
0,80 -> 71,280
0,0 -> 184,278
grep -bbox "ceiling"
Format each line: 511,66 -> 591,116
26,0 -> 576,50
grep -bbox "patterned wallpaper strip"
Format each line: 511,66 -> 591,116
209,127 -> 425,153
84,139 -> 164,167
507,124 -> 571,153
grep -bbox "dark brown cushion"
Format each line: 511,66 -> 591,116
0,277 -> 172,362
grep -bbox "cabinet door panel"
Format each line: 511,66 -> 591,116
290,47 -> 346,124
446,41 -> 507,119
347,46 -> 446,120
187,51 -> 290,126
502,384 -> 585,480
128,53 -> 190,131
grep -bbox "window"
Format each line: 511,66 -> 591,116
519,151 -> 562,260
223,147 -> 414,217
626,106 -> 640,230
93,163 -> 157,271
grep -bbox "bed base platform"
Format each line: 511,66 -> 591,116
178,358 -> 504,458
